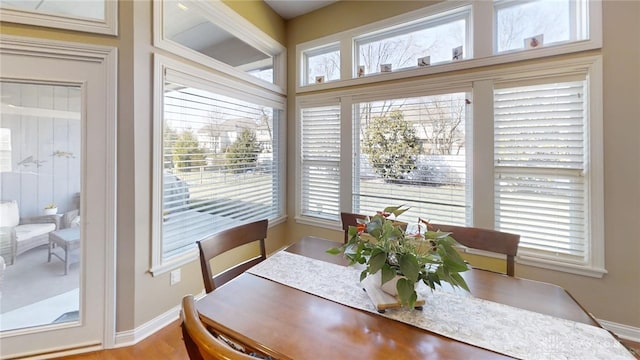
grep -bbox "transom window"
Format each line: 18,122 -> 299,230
494,0 -> 588,53
355,9 -> 470,76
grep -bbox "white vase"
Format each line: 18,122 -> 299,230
378,275 -> 404,296
43,207 -> 58,215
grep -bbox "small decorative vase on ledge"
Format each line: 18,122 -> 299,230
43,207 -> 58,215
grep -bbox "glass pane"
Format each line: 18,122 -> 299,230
356,17 -> 467,75
354,93 -> 469,224
163,0 -> 274,83
495,0 -> 574,52
162,80 -> 280,261
0,0 -> 105,20
305,46 -> 340,84
0,82 -> 81,331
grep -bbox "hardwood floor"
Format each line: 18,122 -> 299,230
56,321 -> 187,360
54,320 -> 640,359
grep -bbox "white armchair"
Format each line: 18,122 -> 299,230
0,200 -> 60,265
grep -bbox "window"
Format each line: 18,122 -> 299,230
494,0 -> 588,53
296,55 -> 603,276
355,9 -> 470,75
0,0 -> 117,35
302,44 -> 341,85
300,104 -> 341,220
352,93 -> 469,224
155,0 -> 286,92
153,57 -> 285,272
494,79 -> 591,264
295,0 -> 600,91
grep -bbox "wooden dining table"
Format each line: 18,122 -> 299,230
195,236 -> 610,359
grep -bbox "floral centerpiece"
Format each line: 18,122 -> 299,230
327,206 -> 470,309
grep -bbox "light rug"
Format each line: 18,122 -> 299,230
248,251 -> 634,360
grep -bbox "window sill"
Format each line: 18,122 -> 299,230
149,248 -> 199,277
516,255 -> 607,279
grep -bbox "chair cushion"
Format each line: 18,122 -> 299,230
0,201 -> 19,227
15,223 -> 56,242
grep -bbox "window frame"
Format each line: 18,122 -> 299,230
153,0 -> 287,95
0,0 -> 118,35
295,0 -> 601,94
296,54 -> 604,277
151,54 -> 286,275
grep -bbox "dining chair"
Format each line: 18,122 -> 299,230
181,295 -> 259,360
340,212 -> 368,243
197,219 -> 268,293
428,223 -> 520,276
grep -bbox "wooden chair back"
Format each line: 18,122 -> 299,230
429,223 -> 520,276
340,212 -> 368,243
197,219 -> 268,293
181,295 -> 257,360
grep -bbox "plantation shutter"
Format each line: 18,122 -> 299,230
353,94 -> 469,224
494,80 -> 587,262
161,75 -> 282,261
300,105 -> 341,220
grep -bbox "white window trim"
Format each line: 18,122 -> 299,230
153,0 -> 287,95
0,1 -> 118,35
295,0 -> 601,94
296,54 -> 604,277
150,54 -> 287,275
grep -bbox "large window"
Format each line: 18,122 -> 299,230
297,55 -> 603,277
352,94 -> 469,224
153,58 -> 285,272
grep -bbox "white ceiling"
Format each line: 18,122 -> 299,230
264,0 -> 338,20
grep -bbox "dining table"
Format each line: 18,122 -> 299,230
195,236 -> 633,359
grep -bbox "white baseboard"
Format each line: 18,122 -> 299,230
599,319 -> 640,343
113,291 -> 206,348
113,305 -> 181,348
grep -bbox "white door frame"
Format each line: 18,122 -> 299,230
0,35 -> 117,358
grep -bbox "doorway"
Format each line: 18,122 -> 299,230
0,36 -> 116,358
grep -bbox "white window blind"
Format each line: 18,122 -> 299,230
300,105 -> 341,220
161,80 -> 281,261
494,80 -> 587,262
353,93 -> 469,224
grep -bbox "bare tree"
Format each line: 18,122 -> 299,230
416,96 -> 466,155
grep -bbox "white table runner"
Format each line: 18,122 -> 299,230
248,251 -> 633,360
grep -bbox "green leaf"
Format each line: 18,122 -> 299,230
398,253 -> 420,282
326,247 -> 342,255
449,272 -> 470,292
380,264 -> 396,285
368,250 -> 387,273
396,278 -> 417,309
360,269 -> 369,282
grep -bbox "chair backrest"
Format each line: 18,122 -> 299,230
197,219 -> 268,293
429,223 -> 520,276
340,212 -> 368,244
181,295 -> 257,360
0,200 -> 19,227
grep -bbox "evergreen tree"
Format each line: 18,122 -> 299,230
225,129 -> 261,173
362,110 -> 419,181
